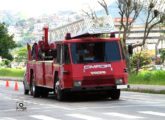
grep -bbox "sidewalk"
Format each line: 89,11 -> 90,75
129,84 -> 165,92
0,77 -> 23,81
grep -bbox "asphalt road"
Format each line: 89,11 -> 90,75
0,81 -> 165,120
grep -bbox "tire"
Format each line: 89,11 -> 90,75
54,76 -> 65,101
23,82 -> 29,95
111,89 -> 120,100
30,74 -> 40,98
24,87 -> 29,95
23,75 -> 29,95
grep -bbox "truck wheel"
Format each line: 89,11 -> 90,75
54,80 -> 65,101
111,89 -> 120,100
30,74 -> 40,98
24,85 -> 29,95
23,81 -> 29,95
23,75 -> 29,95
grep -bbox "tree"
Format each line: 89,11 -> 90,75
13,46 -> 28,63
98,0 -> 109,15
81,5 -> 97,19
163,15 -> 165,33
82,0 -> 109,18
130,52 -> 152,71
0,23 -> 17,60
116,0 -> 165,72
132,0 -> 165,48
160,49 -> 165,64
116,0 -> 144,72
0,59 -> 12,67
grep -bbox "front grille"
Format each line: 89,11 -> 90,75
84,75 -> 113,80
82,79 -> 114,86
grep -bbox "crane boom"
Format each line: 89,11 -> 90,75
49,15 -> 115,41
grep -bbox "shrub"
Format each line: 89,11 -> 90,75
130,52 -> 152,70
0,59 -> 11,67
160,49 -> 165,63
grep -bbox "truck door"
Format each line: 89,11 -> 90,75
56,44 -> 71,89
63,44 -> 72,87
56,44 -> 64,88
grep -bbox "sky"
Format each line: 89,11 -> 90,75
0,0 -> 115,17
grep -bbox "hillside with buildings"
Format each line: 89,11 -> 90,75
0,10 -> 81,46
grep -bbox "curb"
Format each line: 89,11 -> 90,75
129,84 -> 165,91
0,77 -> 23,81
124,85 -> 165,94
124,88 -> 165,94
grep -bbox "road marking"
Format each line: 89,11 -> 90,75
139,111 -> 165,117
30,108 -> 41,110
43,110 -> 51,112
122,96 -> 165,103
30,115 -> 60,120
123,98 -> 161,104
104,112 -> 144,119
2,109 -> 16,112
0,117 -> 17,120
66,114 -> 103,120
70,104 -> 165,110
46,105 -> 73,110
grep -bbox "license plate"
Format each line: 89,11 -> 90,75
117,85 -> 128,89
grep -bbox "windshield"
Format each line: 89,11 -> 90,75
71,41 -> 121,64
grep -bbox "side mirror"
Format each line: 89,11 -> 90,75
110,32 -> 115,38
52,49 -> 57,58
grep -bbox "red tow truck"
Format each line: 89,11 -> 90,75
23,16 -> 128,101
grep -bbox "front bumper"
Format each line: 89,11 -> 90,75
63,85 -> 129,92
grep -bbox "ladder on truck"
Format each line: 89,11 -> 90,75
48,15 -> 115,42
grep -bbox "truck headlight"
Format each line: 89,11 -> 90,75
74,81 -> 82,87
116,78 -> 123,85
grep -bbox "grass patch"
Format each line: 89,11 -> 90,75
0,68 -> 25,78
128,70 -> 165,85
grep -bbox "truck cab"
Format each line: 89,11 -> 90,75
52,37 -> 128,100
